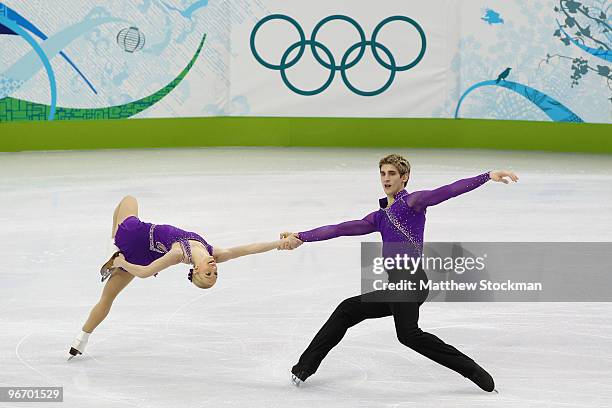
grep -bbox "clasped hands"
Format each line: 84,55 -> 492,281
489,170 -> 519,184
278,232 -> 303,250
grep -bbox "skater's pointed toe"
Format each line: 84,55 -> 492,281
290,366 -> 311,387
467,363 -> 495,392
67,346 -> 82,361
68,331 -> 90,360
290,374 -> 302,387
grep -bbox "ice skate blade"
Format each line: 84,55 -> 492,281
100,269 -> 112,282
291,375 -> 302,387
68,347 -> 82,361
100,252 -> 120,282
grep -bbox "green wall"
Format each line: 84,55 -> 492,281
1,117 -> 610,153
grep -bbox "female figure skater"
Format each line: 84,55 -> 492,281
68,195 -> 298,360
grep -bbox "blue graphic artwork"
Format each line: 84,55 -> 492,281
1,34 -> 207,122
548,2 -> 611,109
163,0 -> 209,19
455,79 -> 584,123
1,8 -> 119,120
143,16 -> 172,55
557,20 -> 612,63
496,67 -> 512,83
482,9 -> 504,25
0,3 -> 97,94
2,15 -> 118,98
0,11 -> 57,120
117,27 -> 145,53
251,14 -> 427,97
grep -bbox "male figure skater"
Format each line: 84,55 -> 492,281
282,154 -> 518,392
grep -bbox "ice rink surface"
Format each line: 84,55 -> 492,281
0,147 -> 611,408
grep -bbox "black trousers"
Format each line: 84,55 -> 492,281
293,271 -> 477,378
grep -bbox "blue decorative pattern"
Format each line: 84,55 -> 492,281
455,80 -> 584,123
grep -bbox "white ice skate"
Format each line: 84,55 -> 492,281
67,331 -> 90,361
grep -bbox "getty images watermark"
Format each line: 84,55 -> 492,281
371,252 -> 541,292
360,242 -> 612,302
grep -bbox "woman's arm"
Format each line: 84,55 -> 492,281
213,239 -> 286,263
113,248 -> 183,278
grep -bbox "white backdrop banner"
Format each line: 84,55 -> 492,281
0,0 -> 610,123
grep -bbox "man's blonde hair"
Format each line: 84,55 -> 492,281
379,154 -> 411,186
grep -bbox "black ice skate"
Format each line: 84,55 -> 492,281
467,363 -> 498,393
290,368 -> 310,387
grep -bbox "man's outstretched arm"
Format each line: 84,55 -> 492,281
408,170 -> 518,212
282,211 -> 377,245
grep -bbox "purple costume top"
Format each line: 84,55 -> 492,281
114,216 -> 213,266
298,173 -> 491,258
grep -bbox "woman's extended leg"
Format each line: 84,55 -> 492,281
88,195 -> 139,331
69,196 -> 140,358
111,195 -> 139,239
100,196 -> 139,278
82,269 -> 134,333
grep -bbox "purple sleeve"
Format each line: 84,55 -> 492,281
298,211 -> 377,242
407,172 -> 491,212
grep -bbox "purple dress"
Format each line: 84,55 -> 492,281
298,172 -> 491,258
114,216 -> 213,266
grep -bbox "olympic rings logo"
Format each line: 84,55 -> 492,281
250,14 -> 427,97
